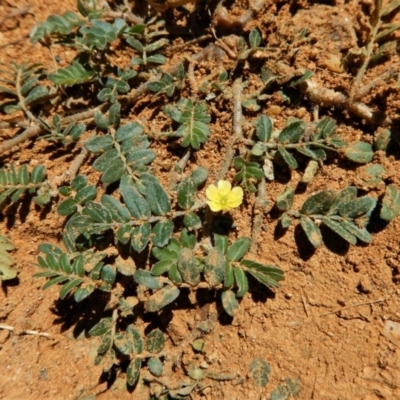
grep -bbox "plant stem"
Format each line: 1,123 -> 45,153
250,178 -> 266,254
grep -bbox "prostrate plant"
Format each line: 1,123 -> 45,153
1,0 -> 400,397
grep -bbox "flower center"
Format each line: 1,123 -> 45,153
218,193 -> 230,209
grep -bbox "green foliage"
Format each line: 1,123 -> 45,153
283,187 -> 376,248
85,119 -> 156,184
148,64 -> 186,97
249,358 -> 270,387
164,98 -> 211,149
30,11 -> 85,42
0,235 -> 17,283
40,114 -> 86,144
380,184 -> 400,221
49,61 -> 96,86
0,164 -> 51,205
0,62 -> 49,115
125,18 -> 168,67
58,175 -> 97,216
0,1 -> 396,396
270,377 -> 302,399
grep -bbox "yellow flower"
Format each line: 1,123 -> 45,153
206,180 -> 243,212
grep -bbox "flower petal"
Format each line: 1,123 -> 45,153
217,180 -> 231,197
206,184 -> 219,202
227,186 -> 244,208
207,200 -> 222,212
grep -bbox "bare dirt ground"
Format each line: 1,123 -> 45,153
1,0 -> 400,399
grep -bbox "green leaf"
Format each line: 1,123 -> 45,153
339,197 -> 376,219
59,278 -> 83,299
25,85 -> 49,105
233,267 -> 248,297
276,187 -> 295,211
249,27 -> 262,48
74,285 -> 95,302
204,247 -> 225,287
57,198 -> 77,216
180,228 -> 196,250
127,358 -> 141,386
183,212 -> 202,230
89,317 -> 113,336
42,275 -> 70,290
85,135 -> 113,153
151,259 -> 173,276
241,99 -> 260,111
152,239 -> 180,261
131,223 -> 151,253
146,38 -> 168,53
101,264 -> 116,285
278,146 -> 298,169
49,61 -> 95,86
278,121 -> 306,143
146,286 -> 180,312
146,329 -> 165,353
241,259 -> 284,288
177,248 -> 199,285
340,221 -> 372,243
224,261 -> 234,287
329,187 -> 358,215
270,377 -> 302,400
221,290 -> 239,317
117,224 -> 132,244
214,234 -> 228,254
300,216 -> 322,248
249,358 -> 270,387
70,174 -> 87,191
190,166 -> 209,187
316,117 -> 336,138
322,217 -> 357,245
145,180 -> 171,216
280,213 -> 292,228
301,190 -> 336,215
381,184 -> 400,221
84,201 -> 112,223
101,194 -> 131,223
168,263 -> 182,285
226,237 -> 251,262
289,69 -> 313,86
120,177 -> 151,220
114,325 -> 143,355
31,165 -> 46,183
134,270 -> 163,290
344,142 -> 374,164
169,99 -> 211,149
177,177 -> 196,209
74,185 -> 97,205
255,115 -> 272,142
97,332 -> 113,355
148,357 -> 163,376
152,220 -> 174,247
